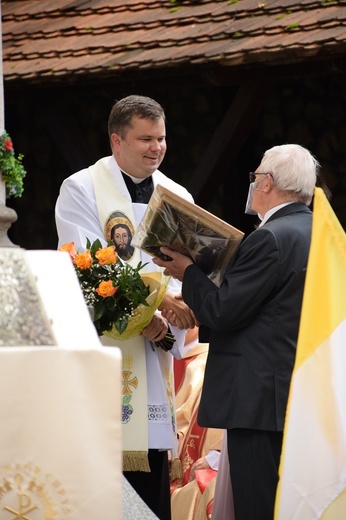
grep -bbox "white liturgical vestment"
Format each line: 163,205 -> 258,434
55,155 -> 194,454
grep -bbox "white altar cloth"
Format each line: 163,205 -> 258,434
0,249 -> 122,519
0,346 -> 122,520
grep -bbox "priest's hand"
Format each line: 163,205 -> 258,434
142,314 -> 168,342
153,247 -> 193,281
159,293 -> 197,330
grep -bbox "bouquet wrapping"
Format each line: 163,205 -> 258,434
103,271 -> 169,341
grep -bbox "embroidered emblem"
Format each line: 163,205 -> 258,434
104,211 -> 135,262
183,435 -> 199,473
0,462 -> 70,519
122,371 -> 138,396
122,353 -> 137,424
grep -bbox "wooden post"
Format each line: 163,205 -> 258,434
0,2 -> 18,247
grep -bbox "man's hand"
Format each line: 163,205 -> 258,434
159,293 -> 198,330
153,247 -> 193,281
189,456 -> 211,482
141,314 -> 168,342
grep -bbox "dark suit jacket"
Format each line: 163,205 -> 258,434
182,203 -> 312,432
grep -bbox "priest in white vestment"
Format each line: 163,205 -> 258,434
55,94 -> 196,520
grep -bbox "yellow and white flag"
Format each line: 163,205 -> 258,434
274,187 -> 346,520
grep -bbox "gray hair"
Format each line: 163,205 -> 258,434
260,144 -> 319,204
108,95 -> 165,139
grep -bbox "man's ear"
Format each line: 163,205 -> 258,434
265,174 -> 274,191
110,133 -> 121,150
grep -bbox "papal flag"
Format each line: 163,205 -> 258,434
274,187 -> 346,519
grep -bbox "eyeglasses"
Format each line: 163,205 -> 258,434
249,172 -> 274,183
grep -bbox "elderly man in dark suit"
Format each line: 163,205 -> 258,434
153,144 -> 319,520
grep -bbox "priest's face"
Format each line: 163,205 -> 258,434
111,116 -> 167,179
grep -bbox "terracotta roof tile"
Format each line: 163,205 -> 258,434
2,0 -> 346,85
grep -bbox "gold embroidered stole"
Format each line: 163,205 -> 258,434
90,158 -> 149,472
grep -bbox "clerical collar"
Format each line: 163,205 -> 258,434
121,169 -> 148,185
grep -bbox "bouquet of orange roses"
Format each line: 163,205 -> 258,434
59,239 -> 174,349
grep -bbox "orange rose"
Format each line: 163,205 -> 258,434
59,242 -> 77,259
95,245 -> 117,265
73,250 -> 93,270
96,280 -> 117,298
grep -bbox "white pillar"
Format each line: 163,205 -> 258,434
0,0 -> 6,203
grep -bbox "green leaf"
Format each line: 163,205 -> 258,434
0,131 -> 27,199
114,315 -> 128,335
90,238 -> 103,256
